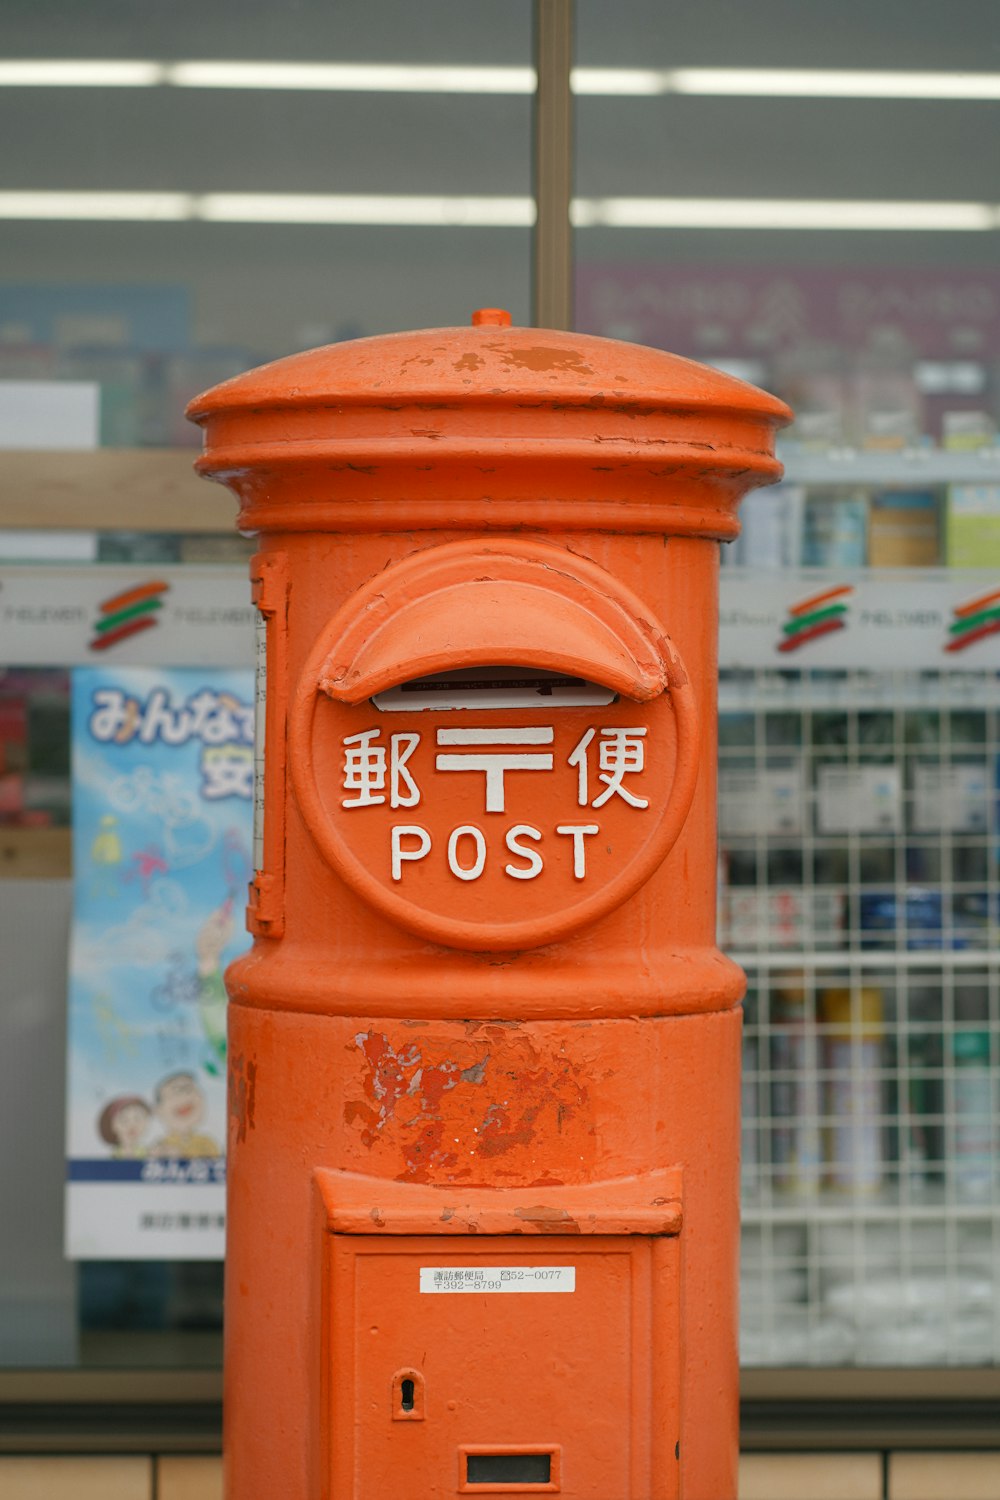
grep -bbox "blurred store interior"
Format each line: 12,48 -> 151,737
3,3 -> 1000,1497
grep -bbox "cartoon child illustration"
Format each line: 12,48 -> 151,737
90,813 -> 122,866
151,1070 -> 221,1158
98,1095 -> 152,1158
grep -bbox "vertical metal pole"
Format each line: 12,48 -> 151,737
533,0 -> 574,330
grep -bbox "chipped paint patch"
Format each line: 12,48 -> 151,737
347,1031 -> 488,1168
513,1205 -> 581,1233
228,1052 -> 257,1146
347,1028 -> 593,1182
477,1060 -> 588,1159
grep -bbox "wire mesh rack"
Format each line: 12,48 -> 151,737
721,665 -> 1000,1367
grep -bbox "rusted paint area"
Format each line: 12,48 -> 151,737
228,1051 -> 258,1146
346,1026 -> 594,1183
489,343 -> 595,375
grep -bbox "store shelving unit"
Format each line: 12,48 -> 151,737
6,442 -> 1000,527
781,448 -> 1000,487
720,652 -> 1000,1369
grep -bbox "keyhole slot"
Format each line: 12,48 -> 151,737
392,1367 -> 424,1421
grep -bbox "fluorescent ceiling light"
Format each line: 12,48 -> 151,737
0,59 -> 534,93
0,60 -> 164,86
658,68 -> 1000,99
573,198 -> 999,231
571,69 -> 667,96
0,192 -> 534,226
199,194 -> 534,225
0,192 -> 193,220
169,62 -> 534,92
0,192 -> 996,231
4,60 -> 1000,100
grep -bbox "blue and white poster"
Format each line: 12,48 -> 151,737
66,667 -> 254,1258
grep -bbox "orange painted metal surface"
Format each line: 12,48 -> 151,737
189,316 -> 790,1500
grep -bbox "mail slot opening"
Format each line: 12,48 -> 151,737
373,666 -> 617,713
465,1452 -> 553,1485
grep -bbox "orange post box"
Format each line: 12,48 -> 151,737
188,311 -> 790,1500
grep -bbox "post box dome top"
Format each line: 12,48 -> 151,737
188,313 -> 791,538
189,313 -> 789,420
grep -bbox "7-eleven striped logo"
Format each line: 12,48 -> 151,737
777,584 -> 853,653
89,580 -> 170,651
945,586 -> 1000,652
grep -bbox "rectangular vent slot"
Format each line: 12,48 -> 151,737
466,1452 -> 552,1485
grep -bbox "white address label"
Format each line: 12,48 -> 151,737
419,1266 -> 575,1294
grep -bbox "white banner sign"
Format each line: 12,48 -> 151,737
1,565 -> 253,667
7,565 -> 1000,673
719,569 -> 1000,669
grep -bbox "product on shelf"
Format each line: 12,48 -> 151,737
801,490 -> 868,567
912,761 -> 989,834
788,410 -> 843,450
770,984 -> 823,1197
773,340 -> 849,450
859,887 -> 943,949
816,762 -> 901,835
853,329 -> 923,451
721,887 -> 845,952
862,411 -> 921,451
941,410 -> 996,451
946,484 -> 1000,566
949,1028 -> 995,1202
951,892 -> 1000,950
820,986 -> 885,1194
741,1030 -> 760,1197
868,490 -> 940,567
902,1026 -> 939,1191
718,762 -> 804,837
723,485 -> 804,569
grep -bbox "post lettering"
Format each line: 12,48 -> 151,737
555,823 -> 599,880
504,824 -> 544,880
391,824 -> 432,880
447,825 -> 487,881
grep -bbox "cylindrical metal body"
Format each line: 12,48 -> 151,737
189,315 -> 789,1500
